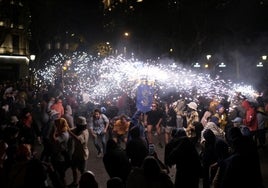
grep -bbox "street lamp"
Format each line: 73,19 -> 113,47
29,54 -> 36,84
123,32 -> 130,56
30,54 -> 36,61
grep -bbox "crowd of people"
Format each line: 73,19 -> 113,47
0,79 -> 267,188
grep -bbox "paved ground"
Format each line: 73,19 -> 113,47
38,133 -> 268,188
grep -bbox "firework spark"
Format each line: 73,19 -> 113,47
34,52 -> 257,104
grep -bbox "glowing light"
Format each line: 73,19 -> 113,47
257,62 -> 263,67
34,52 -> 257,104
219,62 -> 226,68
0,55 -> 29,62
193,62 -> 201,68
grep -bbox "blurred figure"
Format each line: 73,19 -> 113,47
144,102 -> 164,147
51,118 -> 70,186
3,144 -> 47,188
126,156 -> 173,188
126,126 -> 148,168
68,116 -> 89,188
88,109 -> 109,157
79,171 -> 98,188
184,101 -> 199,139
107,177 -> 125,188
256,106 -> 268,149
112,114 -> 130,146
213,104 -> 228,130
103,139 -> 131,184
163,102 -> 177,144
200,129 -> 229,188
165,128 -> 201,188
214,127 -> 264,188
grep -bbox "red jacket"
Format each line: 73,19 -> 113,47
241,100 -> 258,132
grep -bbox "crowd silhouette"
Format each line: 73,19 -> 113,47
0,79 -> 267,188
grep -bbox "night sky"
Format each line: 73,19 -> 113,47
27,0 -> 268,61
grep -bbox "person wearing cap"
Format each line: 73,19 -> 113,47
184,101 -> 199,138
68,116 -> 89,188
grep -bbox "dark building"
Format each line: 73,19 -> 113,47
0,0 -> 32,81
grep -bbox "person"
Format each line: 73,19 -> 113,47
3,143 -> 47,188
214,127 -> 264,188
164,128 -> 186,166
144,102 -> 164,147
79,170 -> 99,188
63,104 -> 74,129
112,114 -> 130,146
126,156 -> 174,188
50,98 -> 64,119
50,117 -> 70,187
200,129 -> 229,188
163,102 -> 177,144
165,128 -> 202,188
172,98 -> 186,128
107,177 -> 125,188
68,116 -> 89,188
200,116 -> 225,144
88,108 -> 109,157
256,106 -> 268,149
184,101 -> 199,139
200,108 -> 212,127
213,104 -> 228,130
128,110 -> 146,142
103,139 -> 132,184
241,99 -> 258,137
17,108 -> 41,153
126,126 -> 149,167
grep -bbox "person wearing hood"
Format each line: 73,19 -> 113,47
241,99 -> 258,135
184,101 -> 199,139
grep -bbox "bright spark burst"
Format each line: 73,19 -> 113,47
34,52 -> 257,104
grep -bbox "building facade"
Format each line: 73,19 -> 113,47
0,0 -> 31,81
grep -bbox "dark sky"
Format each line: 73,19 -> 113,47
27,0 -> 268,60
28,0 -> 103,43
